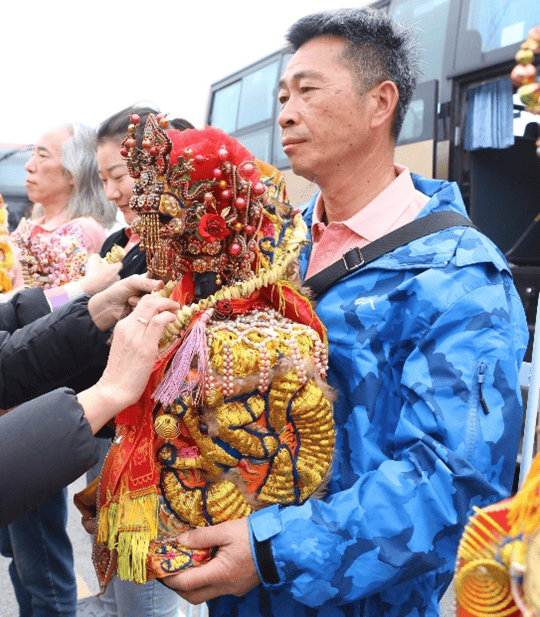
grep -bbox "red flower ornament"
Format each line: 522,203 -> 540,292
198,214 -> 230,243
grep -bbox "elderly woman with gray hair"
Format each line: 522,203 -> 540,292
7,122 -> 118,300
0,121 -> 118,617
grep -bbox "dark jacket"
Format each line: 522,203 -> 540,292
101,228 -> 147,279
0,290 -> 111,409
0,287 -> 51,331
0,387 -> 98,527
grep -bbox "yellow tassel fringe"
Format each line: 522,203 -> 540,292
508,452 -> 540,536
97,488 -> 160,584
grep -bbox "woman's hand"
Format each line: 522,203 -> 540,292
78,293 -> 180,433
80,253 -> 122,295
87,275 -> 164,331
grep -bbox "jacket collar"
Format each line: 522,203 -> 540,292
299,175 -> 510,278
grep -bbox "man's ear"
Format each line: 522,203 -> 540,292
370,80 -> 400,130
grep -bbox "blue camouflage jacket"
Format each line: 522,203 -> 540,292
209,175 -> 528,617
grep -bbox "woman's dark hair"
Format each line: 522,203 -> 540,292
97,105 -> 195,148
169,117 -> 195,131
97,105 -> 159,148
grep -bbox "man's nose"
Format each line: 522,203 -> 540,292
24,155 -> 36,173
278,98 -> 298,129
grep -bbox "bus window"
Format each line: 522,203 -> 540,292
389,0 -> 453,86
237,61 -> 279,130
399,99 -> 426,142
397,80 -> 438,145
237,128 -> 272,163
466,0 -> 536,52
455,0 -> 538,72
210,81 -> 241,133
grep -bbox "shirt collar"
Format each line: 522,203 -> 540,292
311,165 -> 416,242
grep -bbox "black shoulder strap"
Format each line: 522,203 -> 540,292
303,211 -> 475,299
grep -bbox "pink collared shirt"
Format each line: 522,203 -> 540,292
123,226 -> 140,253
305,165 -> 430,279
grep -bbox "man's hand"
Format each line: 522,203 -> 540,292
80,253 -> 122,295
87,275 -> 165,331
162,518 -> 261,604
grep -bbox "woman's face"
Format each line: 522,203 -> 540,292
97,139 -> 136,226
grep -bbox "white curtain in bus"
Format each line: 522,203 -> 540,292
463,79 -> 514,150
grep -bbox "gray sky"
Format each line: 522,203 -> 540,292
2,0 -> 368,145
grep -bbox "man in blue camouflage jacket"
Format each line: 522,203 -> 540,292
164,8 -> 528,616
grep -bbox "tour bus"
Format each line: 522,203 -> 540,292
205,0 -> 540,295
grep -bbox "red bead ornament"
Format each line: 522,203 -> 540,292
221,189 -> 232,200
213,168 -> 223,179
183,147 -> 193,160
239,162 -> 255,178
158,117 -> 170,129
218,147 -> 228,161
253,182 -> 266,196
229,243 -> 242,256
142,138 -> 152,150
244,225 -> 255,235
130,114 -> 140,125
125,138 -> 136,149
203,192 -> 214,204
120,147 -> 129,157
234,197 -> 247,210
194,155 -> 206,165
149,146 -> 159,157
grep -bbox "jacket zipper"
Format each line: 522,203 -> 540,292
477,363 -> 489,415
466,362 -> 489,461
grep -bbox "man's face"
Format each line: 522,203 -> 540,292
278,35 -> 370,183
24,127 -> 73,207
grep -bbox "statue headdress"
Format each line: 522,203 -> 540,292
90,116 -> 335,591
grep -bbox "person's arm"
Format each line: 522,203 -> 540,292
164,268 -> 527,607
0,275 -> 166,409
0,287 -> 51,331
0,294 -> 179,528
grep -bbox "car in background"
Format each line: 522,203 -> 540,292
0,144 -> 32,231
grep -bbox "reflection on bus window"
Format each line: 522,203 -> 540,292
237,61 -> 279,130
465,0 -> 538,53
513,93 -> 540,138
400,99 -> 425,142
210,81 -> 241,133
236,128 -> 272,163
390,0 -> 452,85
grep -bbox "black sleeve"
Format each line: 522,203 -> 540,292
0,287 -> 51,333
0,295 -> 112,409
0,388 -> 99,527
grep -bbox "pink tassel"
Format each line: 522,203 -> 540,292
153,310 -> 213,406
